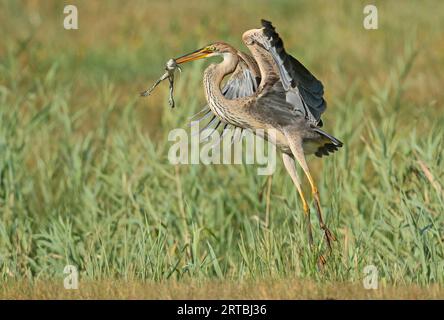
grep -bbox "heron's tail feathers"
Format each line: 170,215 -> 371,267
312,128 -> 343,158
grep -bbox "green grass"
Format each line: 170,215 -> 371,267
0,0 -> 443,294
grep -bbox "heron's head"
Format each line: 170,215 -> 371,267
175,42 -> 236,64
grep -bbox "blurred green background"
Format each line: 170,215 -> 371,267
0,0 -> 443,287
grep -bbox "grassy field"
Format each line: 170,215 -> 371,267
0,0 -> 443,299
2,279 -> 444,299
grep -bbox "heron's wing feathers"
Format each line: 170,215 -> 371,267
259,19 -> 326,123
255,81 -> 306,127
237,51 -> 261,80
194,54 -> 259,125
222,54 -> 260,99
191,56 -> 259,146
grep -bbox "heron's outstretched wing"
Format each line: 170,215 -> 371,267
192,53 -> 260,132
190,53 -> 260,147
254,81 -> 307,128
256,20 -> 326,124
222,53 -> 260,99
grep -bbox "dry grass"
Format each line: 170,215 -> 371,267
2,279 -> 443,300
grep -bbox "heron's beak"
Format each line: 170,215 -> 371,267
175,47 -> 213,64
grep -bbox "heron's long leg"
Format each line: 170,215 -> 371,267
284,131 -> 336,251
282,153 -> 313,246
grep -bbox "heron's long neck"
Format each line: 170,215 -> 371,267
203,54 -> 241,123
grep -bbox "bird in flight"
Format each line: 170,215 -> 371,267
154,19 -> 343,264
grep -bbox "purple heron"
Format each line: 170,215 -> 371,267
174,20 -> 342,261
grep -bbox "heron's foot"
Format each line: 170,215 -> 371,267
317,254 -> 327,270
322,225 -> 336,251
